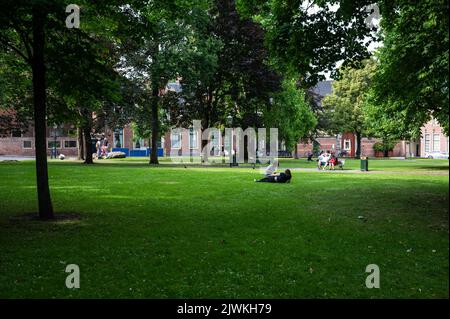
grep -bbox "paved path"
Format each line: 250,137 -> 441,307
288,167 -> 448,175
0,155 -> 35,161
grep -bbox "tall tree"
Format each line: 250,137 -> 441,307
263,78 -> 317,151
0,1 -> 123,218
238,0 -> 378,87
322,59 -> 377,158
0,1 -> 56,219
117,0 -> 194,164
371,0 -> 449,135
169,0 -> 282,137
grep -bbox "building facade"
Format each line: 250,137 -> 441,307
0,123 -> 79,157
420,118 -> 449,157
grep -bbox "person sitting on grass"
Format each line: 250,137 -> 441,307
318,151 -> 329,170
255,169 -> 292,183
329,153 -> 337,170
317,151 -> 324,170
264,159 -> 279,176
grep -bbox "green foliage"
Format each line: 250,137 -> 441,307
0,0 -> 124,127
373,140 -> 396,153
322,59 -> 377,135
240,0 -> 377,86
165,0 -> 282,133
264,79 -> 317,150
371,0 -> 449,136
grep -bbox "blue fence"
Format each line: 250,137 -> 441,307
112,148 -> 164,157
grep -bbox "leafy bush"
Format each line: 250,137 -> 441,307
373,140 -> 396,152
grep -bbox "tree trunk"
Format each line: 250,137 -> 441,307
83,122 -> 93,164
355,132 -> 362,159
77,127 -> 84,160
32,5 -> 54,220
149,83 -> 159,164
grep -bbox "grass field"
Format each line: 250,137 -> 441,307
0,158 -> 448,298
111,156 -> 449,172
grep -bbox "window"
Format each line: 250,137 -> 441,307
171,132 -> 181,149
433,134 -> 440,152
189,128 -> 198,149
344,139 -> 351,151
23,140 -> 32,149
424,134 -> 431,152
11,129 -> 21,137
113,129 -> 124,148
48,141 -> 61,149
64,140 -> 77,148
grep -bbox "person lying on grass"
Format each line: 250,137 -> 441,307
255,169 -> 292,183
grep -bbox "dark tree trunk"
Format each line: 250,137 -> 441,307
355,132 -> 362,159
150,83 -> 159,164
77,127 -> 84,160
32,5 -> 54,220
83,122 -> 93,164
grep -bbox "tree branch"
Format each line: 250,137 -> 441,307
0,35 -> 30,64
14,26 -> 33,61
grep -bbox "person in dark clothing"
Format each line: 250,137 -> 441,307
255,169 -> 292,183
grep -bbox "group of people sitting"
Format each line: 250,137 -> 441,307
255,160 -> 292,183
317,151 -> 342,170
95,135 -> 110,159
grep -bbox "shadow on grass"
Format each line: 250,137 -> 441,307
8,212 -> 83,223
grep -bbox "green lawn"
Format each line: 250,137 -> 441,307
0,159 -> 448,298
109,156 -> 449,172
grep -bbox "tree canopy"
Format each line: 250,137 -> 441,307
322,59 -> 377,157
370,0 -> 449,136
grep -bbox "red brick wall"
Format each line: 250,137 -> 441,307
164,128 -> 202,156
295,137 -> 339,157
295,142 -> 313,157
0,123 -> 79,157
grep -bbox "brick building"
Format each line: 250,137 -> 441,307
420,118 -> 449,157
294,81 -> 447,159
0,122 -> 79,157
1,79 -> 448,159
